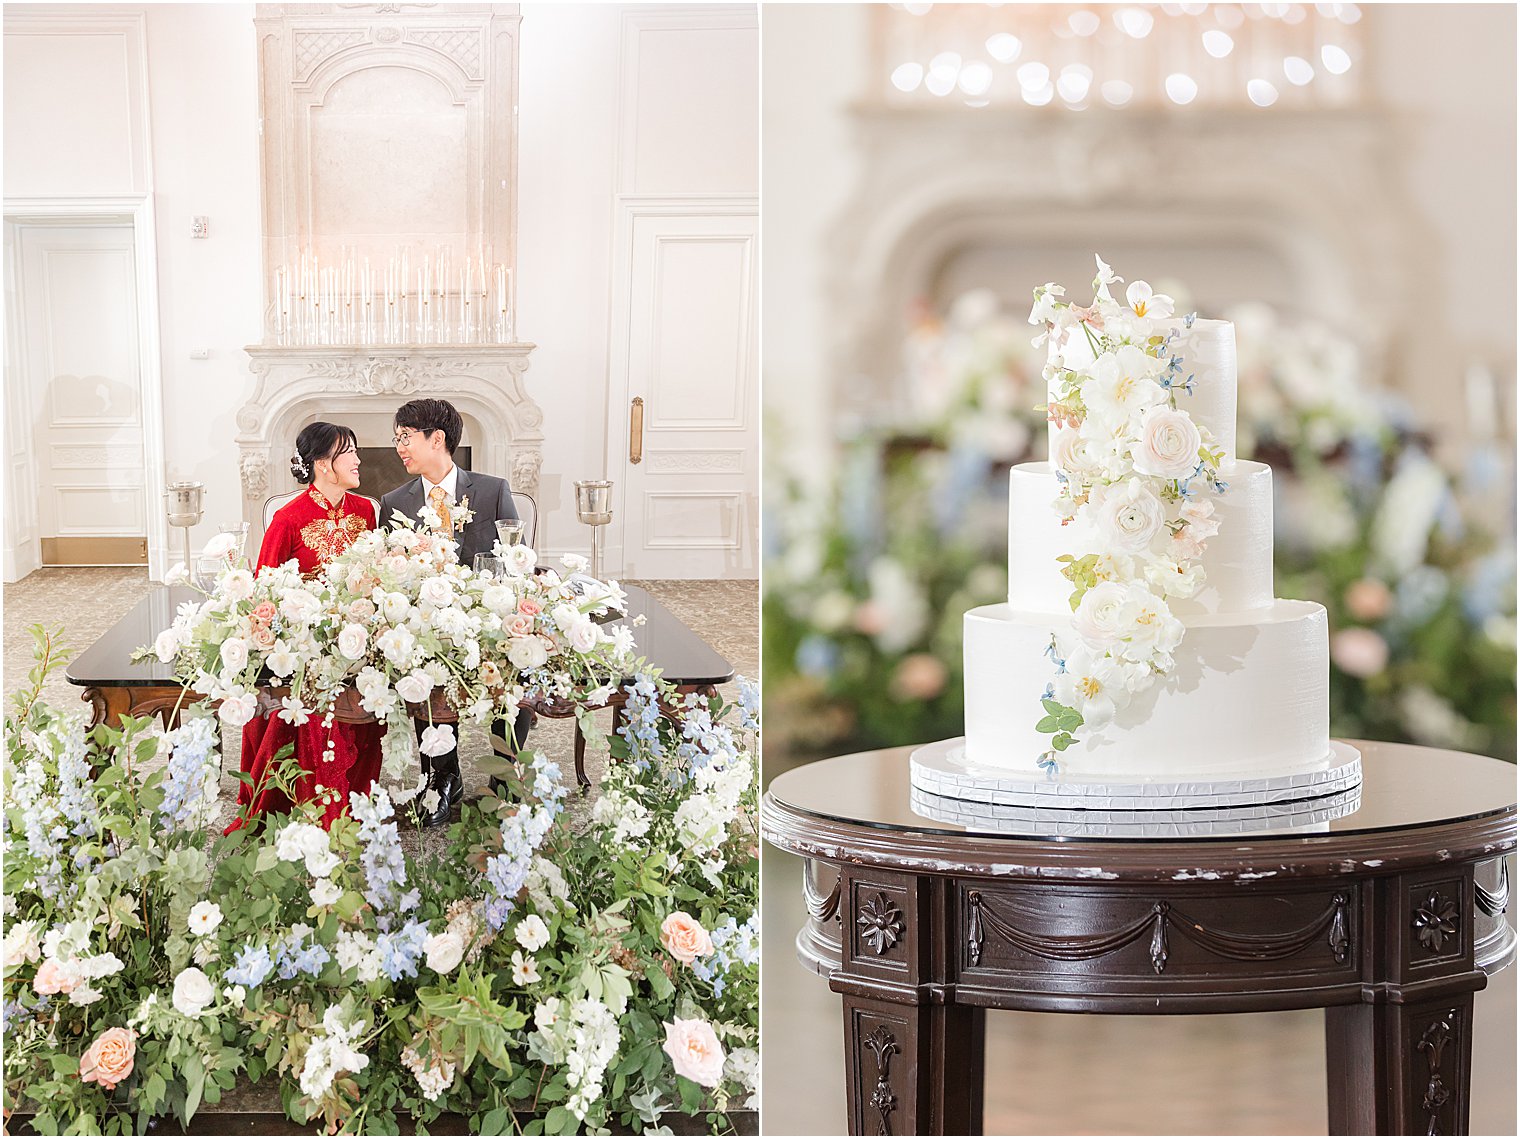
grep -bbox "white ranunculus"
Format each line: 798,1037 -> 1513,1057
504,545 -> 537,574
337,623 -> 368,661
164,561 -> 191,586
154,629 -> 181,664
220,569 -> 255,602
560,552 -> 589,574
1071,580 -> 1131,649
172,966 -> 214,1017
220,637 -> 250,672
481,585 -> 516,616
395,670 -> 434,705
375,626 -> 417,666
378,592 -> 411,625
354,667 -> 388,698
513,914 -> 550,952
217,688 -> 259,727
424,930 -> 466,974
187,901 -> 223,937
1092,479 -> 1166,554
507,636 -> 549,670
203,532 -> 240,560
1131,405 -> 1203,480
419,724 -> 456,758
550,604 -> 580,634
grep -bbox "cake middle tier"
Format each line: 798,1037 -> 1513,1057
1008,461 -> 1275,616
963,599 -> 1333,780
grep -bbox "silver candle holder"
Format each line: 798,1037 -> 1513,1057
574,479 -> 613,580
164,480 -> 205,577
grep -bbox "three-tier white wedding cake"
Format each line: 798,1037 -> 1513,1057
911,261 -> 1361,809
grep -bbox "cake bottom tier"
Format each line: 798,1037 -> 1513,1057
964,599 -> 1334,780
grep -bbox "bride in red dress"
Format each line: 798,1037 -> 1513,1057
226,422 -> 384,833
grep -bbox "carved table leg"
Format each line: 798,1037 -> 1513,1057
1326,994 -> 1475,1135
841,995 -> 985,1136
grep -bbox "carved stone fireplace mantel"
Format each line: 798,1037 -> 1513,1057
236,344 -> 542,540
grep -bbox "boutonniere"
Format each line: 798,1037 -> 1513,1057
452,495 -> 474,533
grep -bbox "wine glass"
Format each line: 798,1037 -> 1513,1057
473,553 -> 505,578
494,519 -> 525,547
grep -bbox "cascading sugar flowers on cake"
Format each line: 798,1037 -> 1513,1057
1026,256 -> 1228,774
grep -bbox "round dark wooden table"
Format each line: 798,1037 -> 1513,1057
761,740 -> 1516,1136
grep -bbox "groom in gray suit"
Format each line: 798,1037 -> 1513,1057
379,397 -> 530,825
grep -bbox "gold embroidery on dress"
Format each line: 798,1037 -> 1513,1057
299,488 -> 368,566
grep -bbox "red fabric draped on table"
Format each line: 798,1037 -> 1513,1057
226,487 -> 384,833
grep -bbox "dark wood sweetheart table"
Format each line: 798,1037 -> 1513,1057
761,742 -> 1516,1135
65,584 -> 734,787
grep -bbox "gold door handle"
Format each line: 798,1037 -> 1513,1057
630,396 -> 644,464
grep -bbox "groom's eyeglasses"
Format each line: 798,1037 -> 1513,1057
392,430 -> 419,448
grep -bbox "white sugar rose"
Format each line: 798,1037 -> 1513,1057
424,930 -> 466,974
1132,405 -> 1203,480
219,637 -> 249,672
171,967 -> 214,1018
1071,580 -> 1131,649
279,588 -> 322,626
337,624 -> 368,661
1092,479 -> 1165,554
1051,427 -> 1088,474
395,670 -> 434,705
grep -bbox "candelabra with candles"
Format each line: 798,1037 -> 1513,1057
574,480 -> 614,581
270,245 -> 516,346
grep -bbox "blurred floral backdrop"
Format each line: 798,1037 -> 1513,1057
764,290 -> 1515,764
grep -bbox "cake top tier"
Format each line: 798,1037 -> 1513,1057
1044,315 -> 1239,468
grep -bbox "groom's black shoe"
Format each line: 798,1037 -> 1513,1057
413,758 -> 463,828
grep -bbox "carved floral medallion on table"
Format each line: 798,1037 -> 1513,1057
1411,890 -> 1460,955
856,893 -> 905,956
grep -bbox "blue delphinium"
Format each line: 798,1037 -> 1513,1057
691,913 -> 760,998
349,787 -> 410,919
374,919 -> 429,981
225,943 -> 275,988
157,716 -> 219,827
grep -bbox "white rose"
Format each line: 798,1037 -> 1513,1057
171,966 -> 214,1017
375,626 -> 417,666
1114,583 -> 1184,658
1092,479 -> 1165,554
424,930 -> 465,974
1071,581 -> 1131,649
395,670 -> 434,705
514,914 -> 550,953
379,592 -> 411,625
220,637 -> 250,672
203,532 -> 240,560
568,620 -> 599,654
507,637 -> 549,671
354,667 -> 388,698
154,629 -> 181,664
311,879 -> 342,907
337,624 -> 368,661
217,688 -> 259,727
1144,556 -> 1206,599
419,577 -> 455,608
187,901 -> 223,937
419,724 -> 456,758
1132,405 -> 1203,480
279,589 -> 322,626
550,604 -> 580,634
1051,427 -> 1087,474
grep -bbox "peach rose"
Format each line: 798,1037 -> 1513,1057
517,597 -> 543,617
79,1027 -> 136,1090
661,1017 -> 725,1088
250,626 -> 277,651
660,912 -> 714,965
506,613 -> 535,637
252,601 -> 277,623
33,959 -> 77,995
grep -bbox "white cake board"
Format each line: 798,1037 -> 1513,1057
910,782 -> 1363,839
909,738 -> 1363,811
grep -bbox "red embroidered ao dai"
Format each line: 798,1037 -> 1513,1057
226,488 -> 383,833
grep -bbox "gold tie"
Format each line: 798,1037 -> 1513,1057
428,485 -> 452,535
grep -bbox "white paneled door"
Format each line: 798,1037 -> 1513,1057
16,223 -> 147,566
612,204 -> 758,579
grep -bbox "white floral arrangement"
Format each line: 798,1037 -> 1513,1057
144,518 -> 637,790
1026,256 -> 1227,773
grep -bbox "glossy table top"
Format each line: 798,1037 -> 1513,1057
65,583 -> 734,689
766,740 -> 1518,845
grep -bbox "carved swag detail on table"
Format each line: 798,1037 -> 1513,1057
763,742 -> 1516,1136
